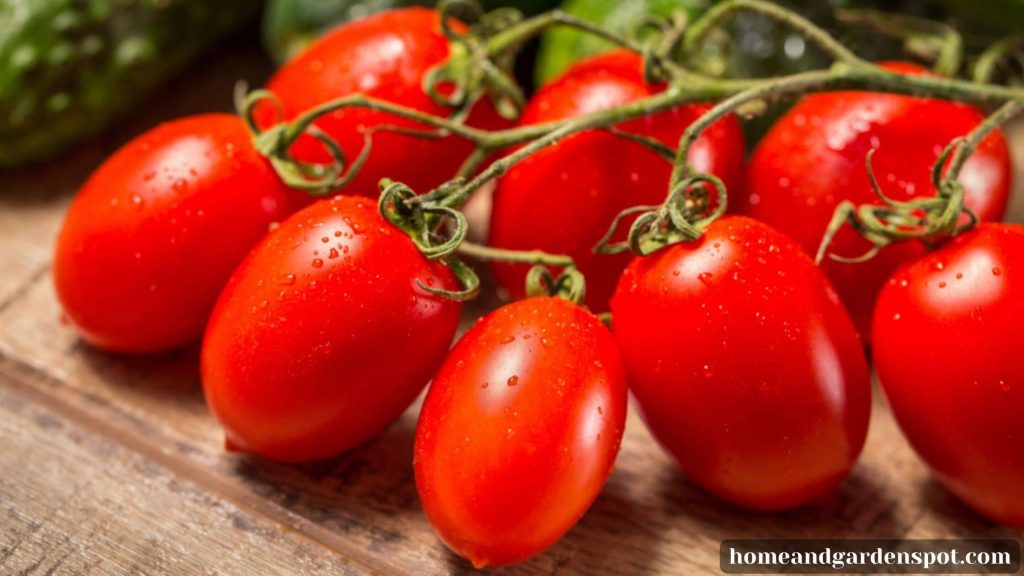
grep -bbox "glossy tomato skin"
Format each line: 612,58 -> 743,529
873,224 -> 1024,529
415,297 -> 627,568
611,216 -> 871,510
743,62 -> 1012,340
489,50 -> 745,310
264,7 -> 506,196
202,196 -> 460,463
54,114 -> 307,354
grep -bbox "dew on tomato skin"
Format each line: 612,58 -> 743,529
1000,381 -> 1010,392
507,375 -> 519,387
499,335 -> 515,344
172,178 -> 188,192
938,282 -> 947,288
276,274 -> 296,285
931,260 -> 946,271
993,267 -> 1003,276
311,258 -> 324,268
956,273 -> 963,280
893,313 -> 901,321
481,381 -> 489,389
698,272 -> 714,286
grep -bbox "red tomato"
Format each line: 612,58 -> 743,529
263,7 -> 506,195
53,114 -> 307,354
488,50 -> 745,310
415,296 -> 627,568
743,62 -> 1012,340
202,196 -> 460,462
873,223 -> 1024,529
610,216 -> 871,510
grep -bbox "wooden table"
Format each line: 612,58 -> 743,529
1,39 -> 1022,576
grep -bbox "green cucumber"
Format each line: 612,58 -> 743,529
0,0 -> 261,168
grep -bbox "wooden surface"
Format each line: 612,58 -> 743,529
1,39 -> 1023,576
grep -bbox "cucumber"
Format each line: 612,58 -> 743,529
0,0 -> 261,168
262,0 -> 560,64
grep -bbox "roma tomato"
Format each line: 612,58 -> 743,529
611,216 -> 871,510
743,62 -> 1012,340
54,114 -> 307,354
488,50 -> 745,310
263,7 -> 506,196
202,196 -> 460,463
415,297 -> 627,568
873,223 -> 1024,529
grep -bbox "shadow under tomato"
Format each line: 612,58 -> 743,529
227,415 -> 427,552
76,341 -> 207,408
918,477 -> 1020,537
651,463 -> 909,540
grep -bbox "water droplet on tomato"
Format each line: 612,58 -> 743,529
500,335 -> 515,344
312,258 -> 324,268
993,267 -> 1002,276
276,274 -> 296,285
698,272 -> 714,286
999,380 -> 1010,392
506,375 -> 519,387
172,178 -> 188,192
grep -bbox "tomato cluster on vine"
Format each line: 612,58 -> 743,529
52,1 -> 1024,570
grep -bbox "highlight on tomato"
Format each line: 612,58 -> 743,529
488,50 -> 745,311
202,195 -> 461,463
414,295 -> 628,568
743,62 -> 1012,340
610,216 -> 872,511
872,223 -> 1024,529
54,114 -> 308,354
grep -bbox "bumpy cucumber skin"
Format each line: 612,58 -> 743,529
0,0 -> 260,168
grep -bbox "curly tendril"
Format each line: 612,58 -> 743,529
594,173 -> 728,257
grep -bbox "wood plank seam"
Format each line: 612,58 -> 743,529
0,263 -> 51,318
0,348 -> 418,576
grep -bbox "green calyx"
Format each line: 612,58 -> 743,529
595,173 -> 727,257
377,179 -> 481,301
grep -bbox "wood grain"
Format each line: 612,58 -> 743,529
0,38 -> 1022,576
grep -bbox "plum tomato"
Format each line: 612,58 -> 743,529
743,61 -> 1012,340
873,223 -> 1024,529
54,114 -> 307,354
414,296 -> 627,568
202,196 -> 461,463
262,7 -> 507,196
610,216 -> 871,511
488,50 -> 745,310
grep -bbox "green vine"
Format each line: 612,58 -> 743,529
243,0 -> 1024,303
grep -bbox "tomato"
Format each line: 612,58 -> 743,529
610,216 -> 871,510
262,7 -> 506,196
202,196 -> 460,463
873,223 -> 1024,529
415,296 -> 627,568
53,114 -> 306,354
743,61 -> 1012,340
488,50 -> 745,311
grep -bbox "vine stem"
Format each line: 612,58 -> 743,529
945,99 -> 1024,183
457,241 -> 575,267
670,64 -> 1024,188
